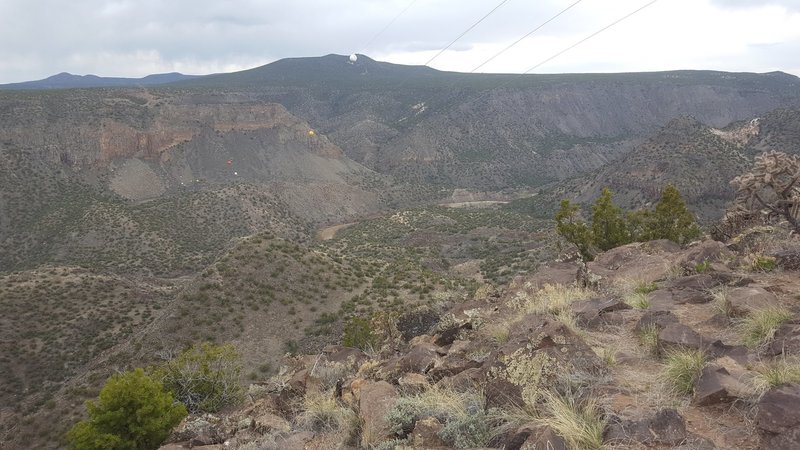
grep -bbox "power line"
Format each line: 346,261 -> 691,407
429,0 -> 661,116
423,0 -> 513,67
471,0 -> 584,73
521,0 -> 659,75
361,0 -> 420,52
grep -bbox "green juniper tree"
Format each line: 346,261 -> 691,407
67,368 -> 186,450
646,184 -> 701,244
555,199 -> 594,260
591,188 -> 632,251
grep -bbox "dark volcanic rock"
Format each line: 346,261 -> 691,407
768,321 -> 800,356
659,322 -> 710,351
727,286 -> 780,316
757,383 -> 800,434
605,408 -> 687,446
571,296 -> 632,329
773,249 -> 800,271
757,384 -> 800,449
693,365 -> 749,406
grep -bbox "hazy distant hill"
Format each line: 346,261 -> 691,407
0,71 -> 199,90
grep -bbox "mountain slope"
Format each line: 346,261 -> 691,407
0,72 -> 199,90
176,56 -> 800,189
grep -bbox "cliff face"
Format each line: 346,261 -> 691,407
0,90 -> 359,201
268,69 -> 800,189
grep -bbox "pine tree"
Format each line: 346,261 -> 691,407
646,184 -> 701,244
591,188 -> 632,251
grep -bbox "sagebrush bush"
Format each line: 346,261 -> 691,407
151,342 -> 242,413
342,316 -> 381,351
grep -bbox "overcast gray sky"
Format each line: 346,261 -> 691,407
1,0 -> 799,83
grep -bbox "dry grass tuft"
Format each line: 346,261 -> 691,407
752,357 -> 800,395
738,308 -> 793,349
662,348 -> 706,395
539,390 -> 606,450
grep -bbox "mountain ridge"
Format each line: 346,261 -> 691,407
0,71 -> 200,90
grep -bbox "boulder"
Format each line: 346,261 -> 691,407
253,411 -> 291,434
727,286 -> 780,316
768,322 -> 800,356
588,241 -> 679,286
678,240 -> 731,267
693,365 -> 753,406
773,249 -> 800,271
501,314 -> 602,374
605,408 -> 687,446
571,296 -> 632,329
522,262 -> 578,289
520,425 -> 568,450
410,416 -> 448,448
397,343 -> 442,374
634,310 -> 678,333
359,381 -> 398,447
321,345 -> 368,366
428,354 -> 482,381
485,378 -> 524,410
756,383 -> 800,434
658,323 -> 710,351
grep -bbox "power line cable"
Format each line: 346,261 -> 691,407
361,0 -> 420,53
423,0 -> 513,67
470,0 -> 583,73
521,0 -> 659,75
428,0 -> 660,116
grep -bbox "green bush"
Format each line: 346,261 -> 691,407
152,342 -> 243,413
342,317 -> 381,351
555,185 -> 701,260
67,368 -> 186,450
591,188 -> 632,251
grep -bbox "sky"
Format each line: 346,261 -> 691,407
1,0 -> 800,84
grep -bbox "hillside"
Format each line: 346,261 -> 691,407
2,56 -> 800,449
155,230 -> 800,450
0,72 -> 199,90
176,56 -> 800,189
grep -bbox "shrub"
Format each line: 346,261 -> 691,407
750,255 -> 777,272
385,386 -> 484,437
152,342 -> 243,413
739,308 -> 793,348
342,317 -> 381,351
67,368 -> 186,450
555,185 -> 701,260
663,348 -> 706,395
555,199 -> 594,261
297,390 -> 357,435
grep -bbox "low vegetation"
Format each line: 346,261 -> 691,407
556,185 -> 701,260
662,348 -> 706,395
739,308 -> 793,348
67,368 -> 186,450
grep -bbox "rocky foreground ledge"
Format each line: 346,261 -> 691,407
159,231 -> 800,450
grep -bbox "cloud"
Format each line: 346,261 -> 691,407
0,0 -> 798,83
